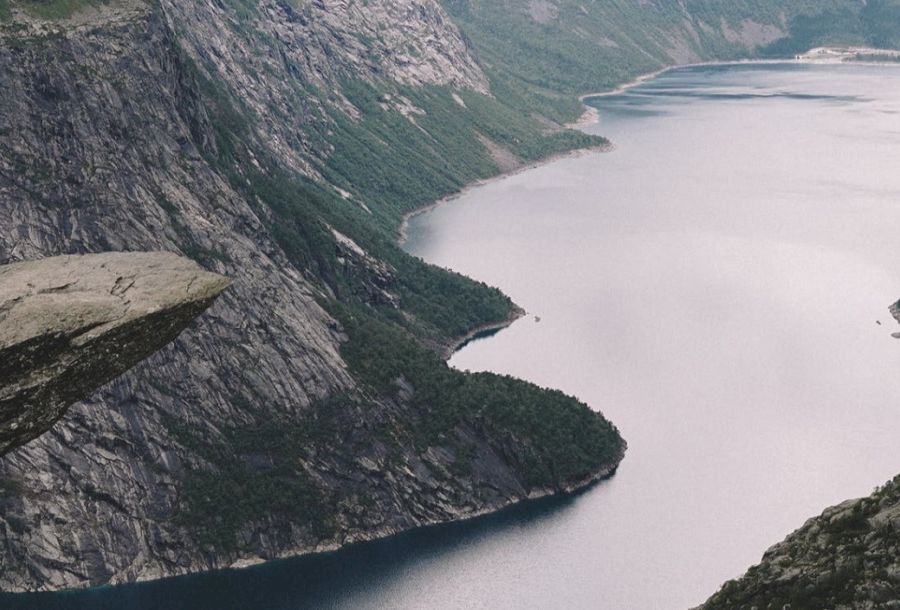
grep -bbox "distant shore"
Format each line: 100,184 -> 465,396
796,45 -> 900,64
561,48 -> 896,131
570,58 -> 804,128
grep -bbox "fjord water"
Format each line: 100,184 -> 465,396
403,62 -> 900,608
7,63 -> 900,610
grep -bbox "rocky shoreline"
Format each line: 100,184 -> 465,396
439,306 -> 526,359
224,439 -> 627,575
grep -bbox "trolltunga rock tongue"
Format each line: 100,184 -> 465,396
0,252 -> 230,456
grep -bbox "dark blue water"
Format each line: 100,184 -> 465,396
1,492 -> 582,610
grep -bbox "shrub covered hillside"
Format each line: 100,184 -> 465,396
441,0 -> 861,111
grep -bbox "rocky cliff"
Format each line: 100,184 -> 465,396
698,299 -> 900,609
0,252 -> 229,456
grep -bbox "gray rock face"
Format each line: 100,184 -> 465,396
0,5 -> 359,591
0,252 -> 229,456
159,0 -> 488,178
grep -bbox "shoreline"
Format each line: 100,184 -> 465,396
572,58 -> 799,128
7,440 -> 627,593
226,441 -> 628,579
441,306 -> 526,359
397,142 -> 613,248
399,57 -> 805,249
397,142 -> 611,358
309,51 -> 896,604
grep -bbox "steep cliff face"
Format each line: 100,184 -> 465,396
159,0 -> 489,179
0,6 -> 355,590
0,252 -> 229,456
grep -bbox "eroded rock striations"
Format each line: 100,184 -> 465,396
0,252 -> 229,456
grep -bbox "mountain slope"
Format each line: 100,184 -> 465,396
442,0 -> 861,109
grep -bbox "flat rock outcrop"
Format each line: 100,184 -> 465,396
0,252 -> 229,455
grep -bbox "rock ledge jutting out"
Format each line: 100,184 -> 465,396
0,252 -> 229,456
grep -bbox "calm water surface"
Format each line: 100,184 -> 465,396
8,62 -> 900,610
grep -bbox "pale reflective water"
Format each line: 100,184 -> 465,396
402,62 -> 900,609
7,62 -> 900,610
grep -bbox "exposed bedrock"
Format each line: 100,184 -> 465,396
0,252 -> 229,456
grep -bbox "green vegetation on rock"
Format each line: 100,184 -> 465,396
0,0 -> 140,21
339,310 -> 624,489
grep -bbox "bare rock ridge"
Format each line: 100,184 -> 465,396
0,252 -> 229,456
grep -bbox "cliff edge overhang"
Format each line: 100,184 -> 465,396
0,252 -> 229,455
